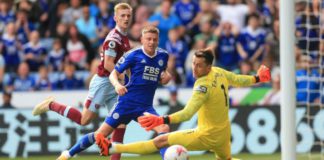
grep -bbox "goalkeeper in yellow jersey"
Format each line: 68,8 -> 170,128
95,48 -> 271,160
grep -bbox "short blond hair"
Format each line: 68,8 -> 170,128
114,3 -> 132,15
141,25 -> 160,36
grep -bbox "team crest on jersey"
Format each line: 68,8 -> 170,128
109,41 -> 116,49
118,57 -> 125,64
194,85 -> 207,93
158,60 -> 164,66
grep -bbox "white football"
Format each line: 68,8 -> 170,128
164,145 -> 189,160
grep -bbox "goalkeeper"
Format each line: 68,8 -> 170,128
96,48 -> 271,160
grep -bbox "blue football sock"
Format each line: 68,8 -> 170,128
69,132 -> 95,156
158,132 -> 168,160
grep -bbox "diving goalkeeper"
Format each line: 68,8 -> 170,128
95,48 -> 271,160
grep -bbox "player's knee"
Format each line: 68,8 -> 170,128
153,134 -> 169,148
80,118 -> 92,126
116,124 -> 126,128
155,124 -> 170,133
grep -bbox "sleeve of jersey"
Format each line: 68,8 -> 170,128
222,68 -> 256,87
169,83 -> 210,124
115,54 -> 133,74
103,40 -> 118,57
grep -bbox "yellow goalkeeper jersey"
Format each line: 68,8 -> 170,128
170,67 -> 256,133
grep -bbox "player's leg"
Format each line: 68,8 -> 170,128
57,119 -> 115,159
105,87 -> 126,160
212,125 -> 232,160
105,129 -> 208,155
80,75 -> 111,125
143,107 -> 170,159
32,96 -> 84,125
95,104 -> 133,156
32,75 -> 105,125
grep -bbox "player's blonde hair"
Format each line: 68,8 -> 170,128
141,25 -> 160,36
114,3 -> 132,15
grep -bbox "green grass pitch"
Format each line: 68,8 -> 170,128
1,153 -> 322,160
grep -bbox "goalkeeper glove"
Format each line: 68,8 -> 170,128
255,65 -> 271,83
138,113 -> 170,131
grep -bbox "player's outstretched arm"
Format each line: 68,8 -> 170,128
222,64 -> 271,87
109,70 -> 128,96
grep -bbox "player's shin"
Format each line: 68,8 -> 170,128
113,140 -> 158,154
110,127 -> 126,160
68,132 -> 95,156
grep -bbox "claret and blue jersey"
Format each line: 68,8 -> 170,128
115,46 -> 169,107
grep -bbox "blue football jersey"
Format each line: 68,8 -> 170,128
238,27 -> 266,61
115,46 -> 169,107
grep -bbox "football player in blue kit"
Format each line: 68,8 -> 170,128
56,25 -> 172,160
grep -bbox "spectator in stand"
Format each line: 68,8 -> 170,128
260,0 -> 277,30
194,0 -> 218,28
295,1 -> 319,60
158,86 -> 184,108
76,6 -> 98,46
37,0 -> 51,37
259,66 -> 280,105
66,24 -> 94,70
48,38 -> 66,72
265,19 -> 279,66
233,60 -> 255,75
95,0 -> 114,44
236,13 -> 266,63
215,0 -> 254,29
48,1 -> 68,37
214,22 -> 240,71
53,22 -> 68,47
15,9 -> 35,44
0,0 -> 15,34
35,65 -> 52,91
16,0 -> 42,23
173,0 -> 200,31
166,28 -> 189,86
128,5 -> 150,47
23,30 -> 47,72
148,0 -> 184,48
296,55 -> 320,105
0,90 -> 14,109
0,52 -> 4,91
194,20 -> 217,50
1,22 -> 21,72
61,0 -> 83,24
7,62 -> 35,91
55,63 -> 84,90
84,58 -> 100,89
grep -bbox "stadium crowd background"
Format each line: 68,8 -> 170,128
0,0 -> 322,106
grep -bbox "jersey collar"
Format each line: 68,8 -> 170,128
115,26 -> 127,36
141,46 -> 157,58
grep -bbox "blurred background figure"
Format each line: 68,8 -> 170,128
259,67 -> 280,105
158,86 -> 184,108
7,62 -> 35,91
0,89 -> 14,109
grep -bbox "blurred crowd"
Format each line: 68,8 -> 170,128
0,0 -> 322,106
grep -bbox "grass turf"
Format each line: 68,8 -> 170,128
1,153 -> 322,160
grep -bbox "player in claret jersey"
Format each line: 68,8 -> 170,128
32,3 -> 132,160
